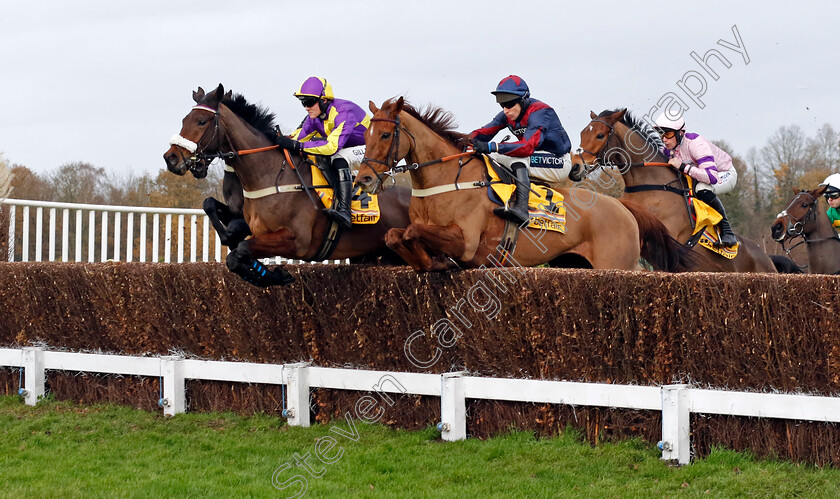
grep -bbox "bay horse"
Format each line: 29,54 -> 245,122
572,108 -> 776,273
163,84 -> 411,286
354,97 -> 693,272
771,187 -> 840,274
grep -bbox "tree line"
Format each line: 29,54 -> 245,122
1,121 -> 838,251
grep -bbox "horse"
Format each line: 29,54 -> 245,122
771,187 -> 840,274
354,97 -> 693,272
163,84 -> 412,286
572,108 -> 777,273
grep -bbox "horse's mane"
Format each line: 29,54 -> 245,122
387,98 -> 468,145
221,93 -> 278,138
599,108 -> 664,150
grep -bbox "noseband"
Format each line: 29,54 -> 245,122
168,105 -> 235,174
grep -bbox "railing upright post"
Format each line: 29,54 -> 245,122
661,384 -> 691,465
440,372 -> 467,441
22,347 -> 46,405
160,356 -> 186,416
285,362 -> 311,427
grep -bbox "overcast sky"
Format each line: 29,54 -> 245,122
1,1 -> 837,179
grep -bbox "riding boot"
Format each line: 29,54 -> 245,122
701,192 -> 738,247
323,161 -> 354,230
493,162 -> 531,226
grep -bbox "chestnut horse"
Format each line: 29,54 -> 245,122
572,108 -> 776,272
354,97 -> 693,272
771,187 -> 840,274
163,84 -> 411,286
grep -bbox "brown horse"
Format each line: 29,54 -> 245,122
354,97 -> 692,272
163,84 -> 411,286
572,108 -> 776,272
771,187 -> 840,274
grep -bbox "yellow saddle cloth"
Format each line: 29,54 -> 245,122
690,192 -> 739,259
485,158 -> 566,233
310,164 -> 381,225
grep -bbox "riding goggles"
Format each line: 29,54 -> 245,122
500,99 -> 521,109
299,97 -> 319,108
659,130 -> 677,140
825,191 -> 840,200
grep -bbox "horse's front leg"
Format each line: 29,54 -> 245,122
203,196 -> 251,249
403,223 -> 468,262
384,228 -> 430,271
225,229 -> 298,287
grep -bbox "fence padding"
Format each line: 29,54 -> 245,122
1,262 -> 839,464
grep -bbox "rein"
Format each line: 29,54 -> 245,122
362,115 -> 481,196
776,192 -> 840,268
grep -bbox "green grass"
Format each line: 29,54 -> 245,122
2,396 -> 839,498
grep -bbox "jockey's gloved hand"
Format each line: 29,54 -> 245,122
472,141 -> 492,155
275,135 -> 301,152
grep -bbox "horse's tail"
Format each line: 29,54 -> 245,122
769,254 -> 805,274
619,199 -> 696,272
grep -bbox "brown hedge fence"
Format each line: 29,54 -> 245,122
1,262 -> 839,464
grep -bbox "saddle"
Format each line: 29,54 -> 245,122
483,157 -> 566,234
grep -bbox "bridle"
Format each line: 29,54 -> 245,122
361,114 -> 416,189
577,118 -> 618,165
774,191 -> 840,271
361,113 -> 479,194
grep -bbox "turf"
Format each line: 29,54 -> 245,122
1,396 -> 839,498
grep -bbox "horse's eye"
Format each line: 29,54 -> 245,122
198,119 -> 207,126
596,134 -> 605,140
381,132 -> 391,140
801,203 -> 809,208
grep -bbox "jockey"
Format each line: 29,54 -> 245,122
819,173 -> 840,229
274,76 -> 370,230
470,75 -> 572,225
654,113 -> 738,247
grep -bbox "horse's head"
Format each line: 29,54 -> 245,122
571,109 -> 627,173
356,97 -> 410,194
771,186 -> 825,242
164,83 -> 232,179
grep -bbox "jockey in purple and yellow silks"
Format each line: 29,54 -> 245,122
470,75 -> 572,225
274,76 -> 370,230
654,113 -> 738,247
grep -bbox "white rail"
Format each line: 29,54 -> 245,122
3,346 -> 840,465
1,199 -> 345,265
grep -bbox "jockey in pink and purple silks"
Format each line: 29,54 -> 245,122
274,76 -> 370,230
654,113 -> 738,247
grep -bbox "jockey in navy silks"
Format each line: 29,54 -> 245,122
470,75 -> 572,225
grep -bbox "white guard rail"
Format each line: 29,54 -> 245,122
1,198 -> 345,264
4,346 -> 840,465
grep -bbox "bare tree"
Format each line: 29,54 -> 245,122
48,161 -> 106,204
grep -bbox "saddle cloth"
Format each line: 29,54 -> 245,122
310,164 -> 381,225
687,178 -> 739,258
485,157 -> 566,234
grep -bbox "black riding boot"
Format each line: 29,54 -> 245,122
493,162 -> 531,226
699,191 -> 737,247
324,161 -> 353,230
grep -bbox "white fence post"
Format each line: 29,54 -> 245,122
285,362 -> 311,427
440,372 -> 467,441
160,355 -> 185,416
660,384 -> 690,465
22,346 -> 46,405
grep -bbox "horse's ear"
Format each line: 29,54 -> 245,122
223,90 -> 232,100
590,110 -> 597,119
615,109 -> 627,120
816,185 -> 828,196
793,187 -> 801,195
215,83 -> 225,98
395,96 -> 405,113
193,87 -> 205,103
369,100 -> 379,114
